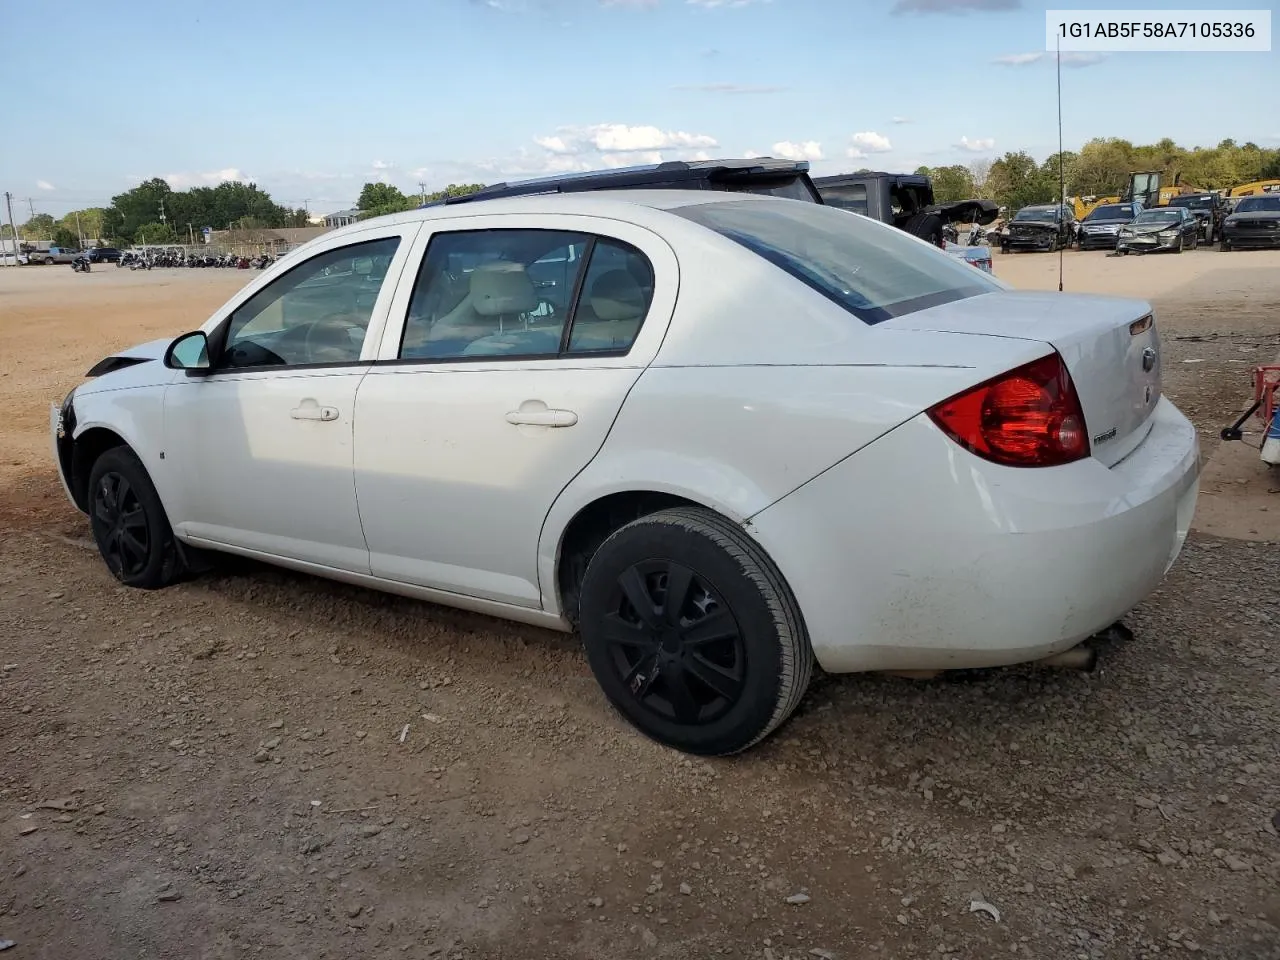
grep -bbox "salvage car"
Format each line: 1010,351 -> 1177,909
1166,192 -> 1224,244
1117,206 -> 1201,254
1001,204 -> 1077,253
1076,202 -> 1143,250
53,190 -> 1200,755
1220,194 -> 1280,250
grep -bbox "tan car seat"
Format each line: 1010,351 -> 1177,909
568,269 -> 649,352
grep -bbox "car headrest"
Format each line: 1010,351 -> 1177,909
589,269 -> 648,322
470,262 -> 536,317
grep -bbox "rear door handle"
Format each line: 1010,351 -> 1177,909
505,408 -> 578,428
291,399 -> 339,422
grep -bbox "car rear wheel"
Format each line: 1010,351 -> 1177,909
578,506 -> 813,756
88,447 -> 185,589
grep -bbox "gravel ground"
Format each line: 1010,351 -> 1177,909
0,251 -> 1277,959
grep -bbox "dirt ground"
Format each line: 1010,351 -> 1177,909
1,249 -> 1277,960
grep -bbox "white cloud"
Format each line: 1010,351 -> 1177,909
36,180 -> 55,191
892,116 -> 912,124
994,51 -> 1105,67
955,136 -> 996,152
534,135 -> 574,154
536,123 -> 718,156
687,0 -> 770,6
371,160 -> 395,170
771,140 -> 823,162
601,150 -> 664,168
851,131 -> 892,153
164,168 -> 250,189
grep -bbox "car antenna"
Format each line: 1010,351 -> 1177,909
1056,33 -> 1065,293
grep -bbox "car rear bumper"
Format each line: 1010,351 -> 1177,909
746,396 -> 1200,673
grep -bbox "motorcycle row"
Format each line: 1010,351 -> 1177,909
115,252 -> 276,270
71,251 -> 276,273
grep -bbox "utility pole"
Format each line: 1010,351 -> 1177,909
187,223 -> 195,245
159,198 -> 166,225
27,197 -> 35,219
75,210 -> 85,249
418,181 -> 427,205
4,192 -> 20,264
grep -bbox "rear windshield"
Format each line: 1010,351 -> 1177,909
716,175 -> 820,203
672,198 -> 999,325
1014,207 -> 1058,221
1169,196 -> 1214,210
1235,196 -> 1280,212
815,183 -> 870,215
1085,204 -> 1132,220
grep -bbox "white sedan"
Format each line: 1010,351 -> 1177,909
52,191 -> 1200,755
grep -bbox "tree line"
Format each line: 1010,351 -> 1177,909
912,137 -> 1280,209
355,181 -> 486,217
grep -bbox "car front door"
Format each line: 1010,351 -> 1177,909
353,215 -> 677,608
163,225 -> 419,572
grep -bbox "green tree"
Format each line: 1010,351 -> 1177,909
919,165 -> 977,203
357,182 -> 413,217
134,222 -> 178,245
423,182 -> 486,204
20,213 -> 57,240
52,227 -> 79,249
986,151 -> 1054,210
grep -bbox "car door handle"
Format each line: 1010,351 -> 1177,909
505,408 -> 578,427
291,400 -> 339,422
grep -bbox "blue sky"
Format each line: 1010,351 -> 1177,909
3,0 -> 1276,218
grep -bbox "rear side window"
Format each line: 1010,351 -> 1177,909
673,199 -> 998,325
816,183 -> 869,215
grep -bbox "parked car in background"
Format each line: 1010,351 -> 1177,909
27,245 -> 81,265
1117,207 -> 1201,254
52,188 -> 1199,755
1001,204 -> 1077,253
1166,193 -> 1225,244
1076,202 -> 1144,250
812,171 -> 997,247
86,247 -> 124,263
1220,194 -> 1280,251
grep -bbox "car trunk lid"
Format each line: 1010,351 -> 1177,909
885,291 -> 1161,467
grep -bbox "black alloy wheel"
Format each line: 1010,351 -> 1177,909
603,559 -> 746,726
87,446 -> 185,589
92,470 -> 150,579
579,506 -> 813,755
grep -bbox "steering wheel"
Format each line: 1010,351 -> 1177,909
301,318 -> 367,363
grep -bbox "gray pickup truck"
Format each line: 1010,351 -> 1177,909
27,245 -> 81,265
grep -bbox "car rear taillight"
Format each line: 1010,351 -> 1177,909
927,353 -> 1090,467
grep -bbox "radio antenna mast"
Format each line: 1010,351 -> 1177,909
1056,33 -> 1065,292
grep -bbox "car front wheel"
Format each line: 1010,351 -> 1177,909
578,506 -> 813,755
88,447 -> 185,589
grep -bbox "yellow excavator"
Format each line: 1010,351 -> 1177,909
1226,178 -> 1280,197
1123,171 -> 1203,207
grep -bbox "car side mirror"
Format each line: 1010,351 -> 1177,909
164,331 -> 213,375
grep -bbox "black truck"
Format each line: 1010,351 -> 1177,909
811,171 -> 998,245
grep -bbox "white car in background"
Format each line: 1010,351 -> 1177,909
53,191 -> 1200,755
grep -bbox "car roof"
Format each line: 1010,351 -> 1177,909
425,158 -> 813,207
813,171 -> 930,186
320,188 -> 773,239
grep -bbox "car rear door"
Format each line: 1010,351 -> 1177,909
352,213 -> 678,608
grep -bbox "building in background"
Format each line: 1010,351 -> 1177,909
323,208 -> 361,229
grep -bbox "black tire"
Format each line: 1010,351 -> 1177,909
899,212 -> 945,247
88,447 -> 185,589
1000,244 -> 1009,255
1220,240 -> 1231,252
1175,236 -> 1184,254
578,506 -> 813,756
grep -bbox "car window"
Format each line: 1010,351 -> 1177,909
672,198 -> 999,326
220,236 -> 401,369
567,239 -> 655,354
818,183 -> 869,215
1235,196 -> 1280,212
400,230 -> 590,360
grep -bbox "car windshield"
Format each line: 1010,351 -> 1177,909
1235,196 -> 1280,213
1013,207 -> 1058,222
1085,205 -> 1131,220
1169,196 -> 1214,210
1134,210 -> 1182,223
671,198 -> 999,325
